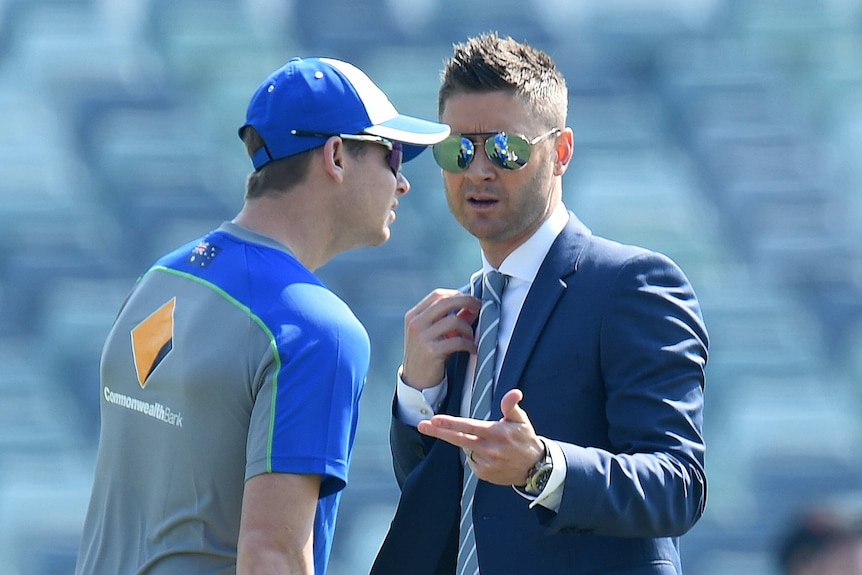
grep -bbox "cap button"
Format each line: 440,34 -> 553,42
314,71 -> 324,79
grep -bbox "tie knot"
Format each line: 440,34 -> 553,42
483,271 -> 507,305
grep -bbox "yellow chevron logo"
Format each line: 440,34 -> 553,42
131,298 -> 175,388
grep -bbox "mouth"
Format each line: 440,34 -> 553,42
466,195 -> 500,209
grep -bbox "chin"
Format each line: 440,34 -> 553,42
371,230 -> 391,246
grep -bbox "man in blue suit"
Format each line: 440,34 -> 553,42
371,32 -> 708,575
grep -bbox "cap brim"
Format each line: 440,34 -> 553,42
364,114 -> 450,162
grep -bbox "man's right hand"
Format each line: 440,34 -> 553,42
401,289 -> 480,390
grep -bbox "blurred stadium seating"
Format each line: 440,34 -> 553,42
1,1 -> 861,574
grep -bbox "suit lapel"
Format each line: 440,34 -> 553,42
491,214 -> 592,416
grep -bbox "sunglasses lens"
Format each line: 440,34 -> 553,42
485,133 -> 531,170
433,136 -> 475,173
390,141 -> 403,174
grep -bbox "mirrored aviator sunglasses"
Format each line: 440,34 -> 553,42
432,128 -> 560,173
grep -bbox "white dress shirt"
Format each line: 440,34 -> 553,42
396,202 -> 570,511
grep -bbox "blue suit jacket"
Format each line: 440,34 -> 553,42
371,215 -> 708,575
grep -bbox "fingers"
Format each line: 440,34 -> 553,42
405,290 -> 479,343
401,290 -> 481,389
453,305 -> 480,329
444,309 -> 477,339
417,415 -> 499,463
417,415 -> 490,449
417,413 -> 521,453
406,289 -> 479,325
499,389 -> 530,425
419,391 -> 531,437
418,419 -> 492,476
419,413 -> 537,486
419,393 -> 542,485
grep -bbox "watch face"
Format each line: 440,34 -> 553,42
534,467 -> 552,492
525,461 -> 553,494
524,441 -> 553,495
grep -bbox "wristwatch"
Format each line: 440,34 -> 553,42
521,439 -> 554,496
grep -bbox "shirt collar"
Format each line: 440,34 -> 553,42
481,202 -> 569,283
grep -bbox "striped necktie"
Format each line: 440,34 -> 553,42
457,270 -> 507,575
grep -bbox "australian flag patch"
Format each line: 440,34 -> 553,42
188,240 -> 221,268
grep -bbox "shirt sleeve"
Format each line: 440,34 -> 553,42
395,366 -> 448,427
247,284 -> 369,500
512,438 -> 567,513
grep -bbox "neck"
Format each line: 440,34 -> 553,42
481,194 -> 563,268
233,197 -> 335,272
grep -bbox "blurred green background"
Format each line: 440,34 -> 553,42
1,1 -> 862,573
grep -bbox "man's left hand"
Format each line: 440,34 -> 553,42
418,389 -> 545,485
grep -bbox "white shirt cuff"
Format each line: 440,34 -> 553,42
394,366 -> 447,427
512,438 -> 566,513
530,438 -> 566,511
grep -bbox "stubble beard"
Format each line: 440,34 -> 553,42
447,170 -> 553,246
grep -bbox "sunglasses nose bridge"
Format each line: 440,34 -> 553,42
458,135 -> 501,173
461,141 -> 496,175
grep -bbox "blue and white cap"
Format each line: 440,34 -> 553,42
240,57 -> 450,170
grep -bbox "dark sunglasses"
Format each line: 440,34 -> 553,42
290,130 -> 403,176
432,128 -> 560,173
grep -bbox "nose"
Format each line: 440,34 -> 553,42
462,143 -> 496,180
396,171 -> 410,196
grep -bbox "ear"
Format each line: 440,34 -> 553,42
321,137 -> 347,184
553,128 -> 574,177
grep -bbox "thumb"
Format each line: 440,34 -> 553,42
500,389 -> 529,424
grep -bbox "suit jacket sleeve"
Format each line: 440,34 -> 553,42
540,249 -> 708,538
389,284 -> 472,488
390,402 -> 437,488
378,382 -> 464,575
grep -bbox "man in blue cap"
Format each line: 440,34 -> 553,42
75,57 -> 449,575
